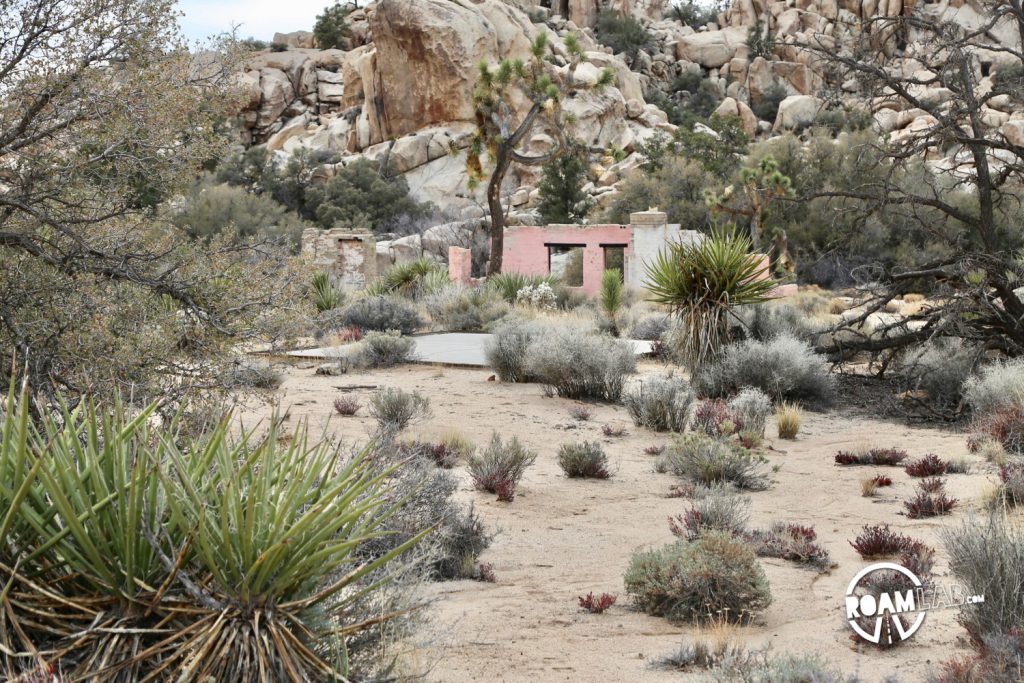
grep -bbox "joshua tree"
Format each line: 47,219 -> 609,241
468,32 -> 613,275
705,156 -> 792,252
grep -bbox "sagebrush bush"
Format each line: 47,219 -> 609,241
733,303 -> 817,343
964,357 -> 1024,413
526,327 -> 637,401
485,315 -> 544,382
943,515 -> 1024,645
658,433 -> 770,490
468,433 -> 538,501
424,284 -> 509,332
622,376 -> 694,432
333,295 -> 423,335
334,396 -> 361,416
432,502 -> 493,580
668,491 -> 750,541
728,388 -> 773,437
624,531 -> 771,623
694,334 -> 834,406
711,652 -> 844,682
996,462 -> 1024,508
558,441 -> 612,478
357,329 -> 416,368
368,387 -> 431,433
631,313 -> 672,341
898,339 -> 977,410
744,522 -> 832,571
224,359 -> 283,390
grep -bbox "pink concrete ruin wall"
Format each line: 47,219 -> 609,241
502,224 -> 633,296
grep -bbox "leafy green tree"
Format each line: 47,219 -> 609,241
314,2 -> 352,49
536,142 -> 595,224
306,158 -> 430,232
468,33 -> 613,274
594,9 -> 654,62
173,181 -> 314,249
0,0 -> 304,403
706,155 -> 792,251
607,156 -> 718,229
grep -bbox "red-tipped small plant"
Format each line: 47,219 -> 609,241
333,396 -> 361,416
918,476 -> 946,493
850,524 -> 912,558
835,447 -> 909,466
972,404 -> 1024,454
570,405 -> 593,421
744,522 -> 832,571
477,562 -> 497,582
334,325 -> 363,342
904,487 -> 958,518
871,474 -> 894,487
601,424 -> 627,437
693,399 -> 738,437
644,444 -> 665,456
904,454 -> 947,477
578,592 -> 617,614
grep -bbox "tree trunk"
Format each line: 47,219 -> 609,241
486,152 -> 510,276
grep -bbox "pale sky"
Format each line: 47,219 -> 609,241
175,0 -> 330,42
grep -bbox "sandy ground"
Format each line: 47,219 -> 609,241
246,360 -> 1001,683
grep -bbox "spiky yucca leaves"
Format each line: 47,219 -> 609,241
312,271 -> 346,312
485,271 -> 560,303
600,269 -> 625,336
646,226 -> 777,370
365,256 -> 447,299
0,384 -> 426,681
468,32 -> 614,275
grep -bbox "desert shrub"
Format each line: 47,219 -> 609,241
813,106 -> 873,135
744,522 -> 831,571
946,456 -> 972,474
964,357 -> 1024,413
485,272 -> 560,303
905,485 -> 958,518
606,156 -> 716,230
356,329 -> 416,368
396,439 -> 460,468
897,338 -> 977,410
516,282 -> 558,309
692,399 -> 737,437
850,524 -> 916,558
333,295 -> 423,335
367,257 -> 448,300
432,502 -> 493,580
305,158 -> 431,233
536,142 -> 595,224
631,313 -> 671,341
368,387 -> 431,433
558,441 -> 612,479
775,402 -> 802,439
526,327 -> 637,401
173,181 -> 313,248
485,315 -> 543,382
728,388 -> 773,437
578,592 -> 618,614
973,404 -> 1024,454
905,453 -> 948,477
468,433 -> 538,501
919,476 -> 946,492
602,423 -> 628,437
313,1 -> 351,49
424,284 -> 509,332
667,0 -> 719,28
224,359 -> 283,390
334,396 -> 361,416
599,269 -> 625,336
996,462 -> 1024,508
668,491 -> 750,541
623,376 -> 694,432
658,433 -> 770,490
712,651 -> 844,683
751,83 -> 787,123
834,447 -> 908,466
570,405 -> 593,421
943,515 -> 1024,645
624,531 -> 771,623
694,334 -> 834,406
594,9 -> 653,61
733,303 -> 816,343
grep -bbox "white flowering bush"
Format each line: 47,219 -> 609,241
516,283 -> 558,310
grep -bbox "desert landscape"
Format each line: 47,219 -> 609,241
5,0 -> 1024,680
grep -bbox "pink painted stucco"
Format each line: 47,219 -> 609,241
502,224 -> 633,295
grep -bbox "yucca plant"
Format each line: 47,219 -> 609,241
368,257 -> 447,300
486,271 -> 560,303
0,384 -> 426,681
600,269 -> 624,336
312,271 -> 346,312
644,226 -> 777,370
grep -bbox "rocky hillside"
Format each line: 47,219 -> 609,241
230,0 -> 1024,230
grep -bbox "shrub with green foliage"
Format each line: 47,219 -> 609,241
367,257 -> 449,300
624,531 -> 771,623
369,386 -> 432,432
424,284 -> 510,332
537,143 -> 595,224
745,19 -> 775,59
964,357 -> 1024,413
558,441 -> 612,478
305,158 -> 431,233
312,271 -> 345,312
594,9 -> 653,61
526,326 -> 637,401
608,155 -> 717,227
695,334 -> 834,406
313,1 -> 352,49
485,315 -> 547,382
332,295 -> 424,335
727,388 -> 773,437
751,83 -> 787,123
173,181 -> 313,248
468,433 -> 538,501
732,302 -> 817,343
486,271 -> 561,303
668,491 -> 750,541
623,376 -> 695,432
356,330 -> 416,368
658,433 -> 770,490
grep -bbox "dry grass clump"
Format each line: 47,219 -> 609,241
775,402 -> 802,439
